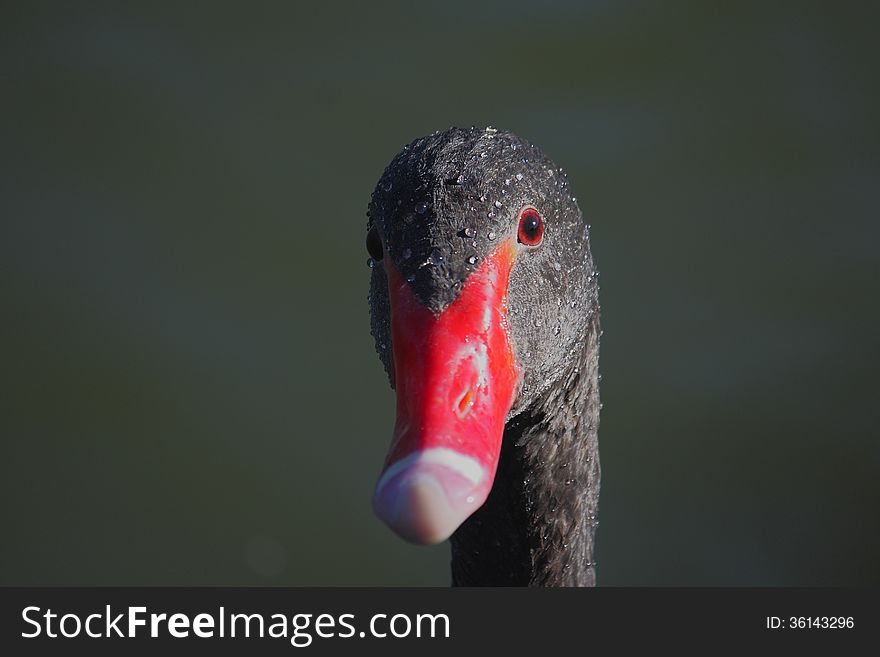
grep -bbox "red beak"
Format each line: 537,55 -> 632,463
373,240 -> 522,544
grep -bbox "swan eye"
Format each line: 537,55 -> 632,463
517,207 -> 544,247
366,226 -> 384,261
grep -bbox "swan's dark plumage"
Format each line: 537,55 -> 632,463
367,126 -> 600,586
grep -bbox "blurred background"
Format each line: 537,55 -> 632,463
2,1 -> 878,586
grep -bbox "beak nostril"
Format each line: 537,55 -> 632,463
455,387 -> 476,418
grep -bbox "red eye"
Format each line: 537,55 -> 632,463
517,206 -> 544,247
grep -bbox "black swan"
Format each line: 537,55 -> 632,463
366,127 -> 600,586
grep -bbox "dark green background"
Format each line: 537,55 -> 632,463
2,2 -> 878,585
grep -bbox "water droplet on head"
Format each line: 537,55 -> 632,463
415,202 -> 428,215
494,200 -> 502,208
487,231 -> 496,240
427,249 -> 443,266
464,227 -> 475,238
406,273 -> 415,283
516,173 -> 524,181
468,255 -> 477,265
487,211 -> 495,218
367,258 -> 376,269
553,326 -> 561,336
